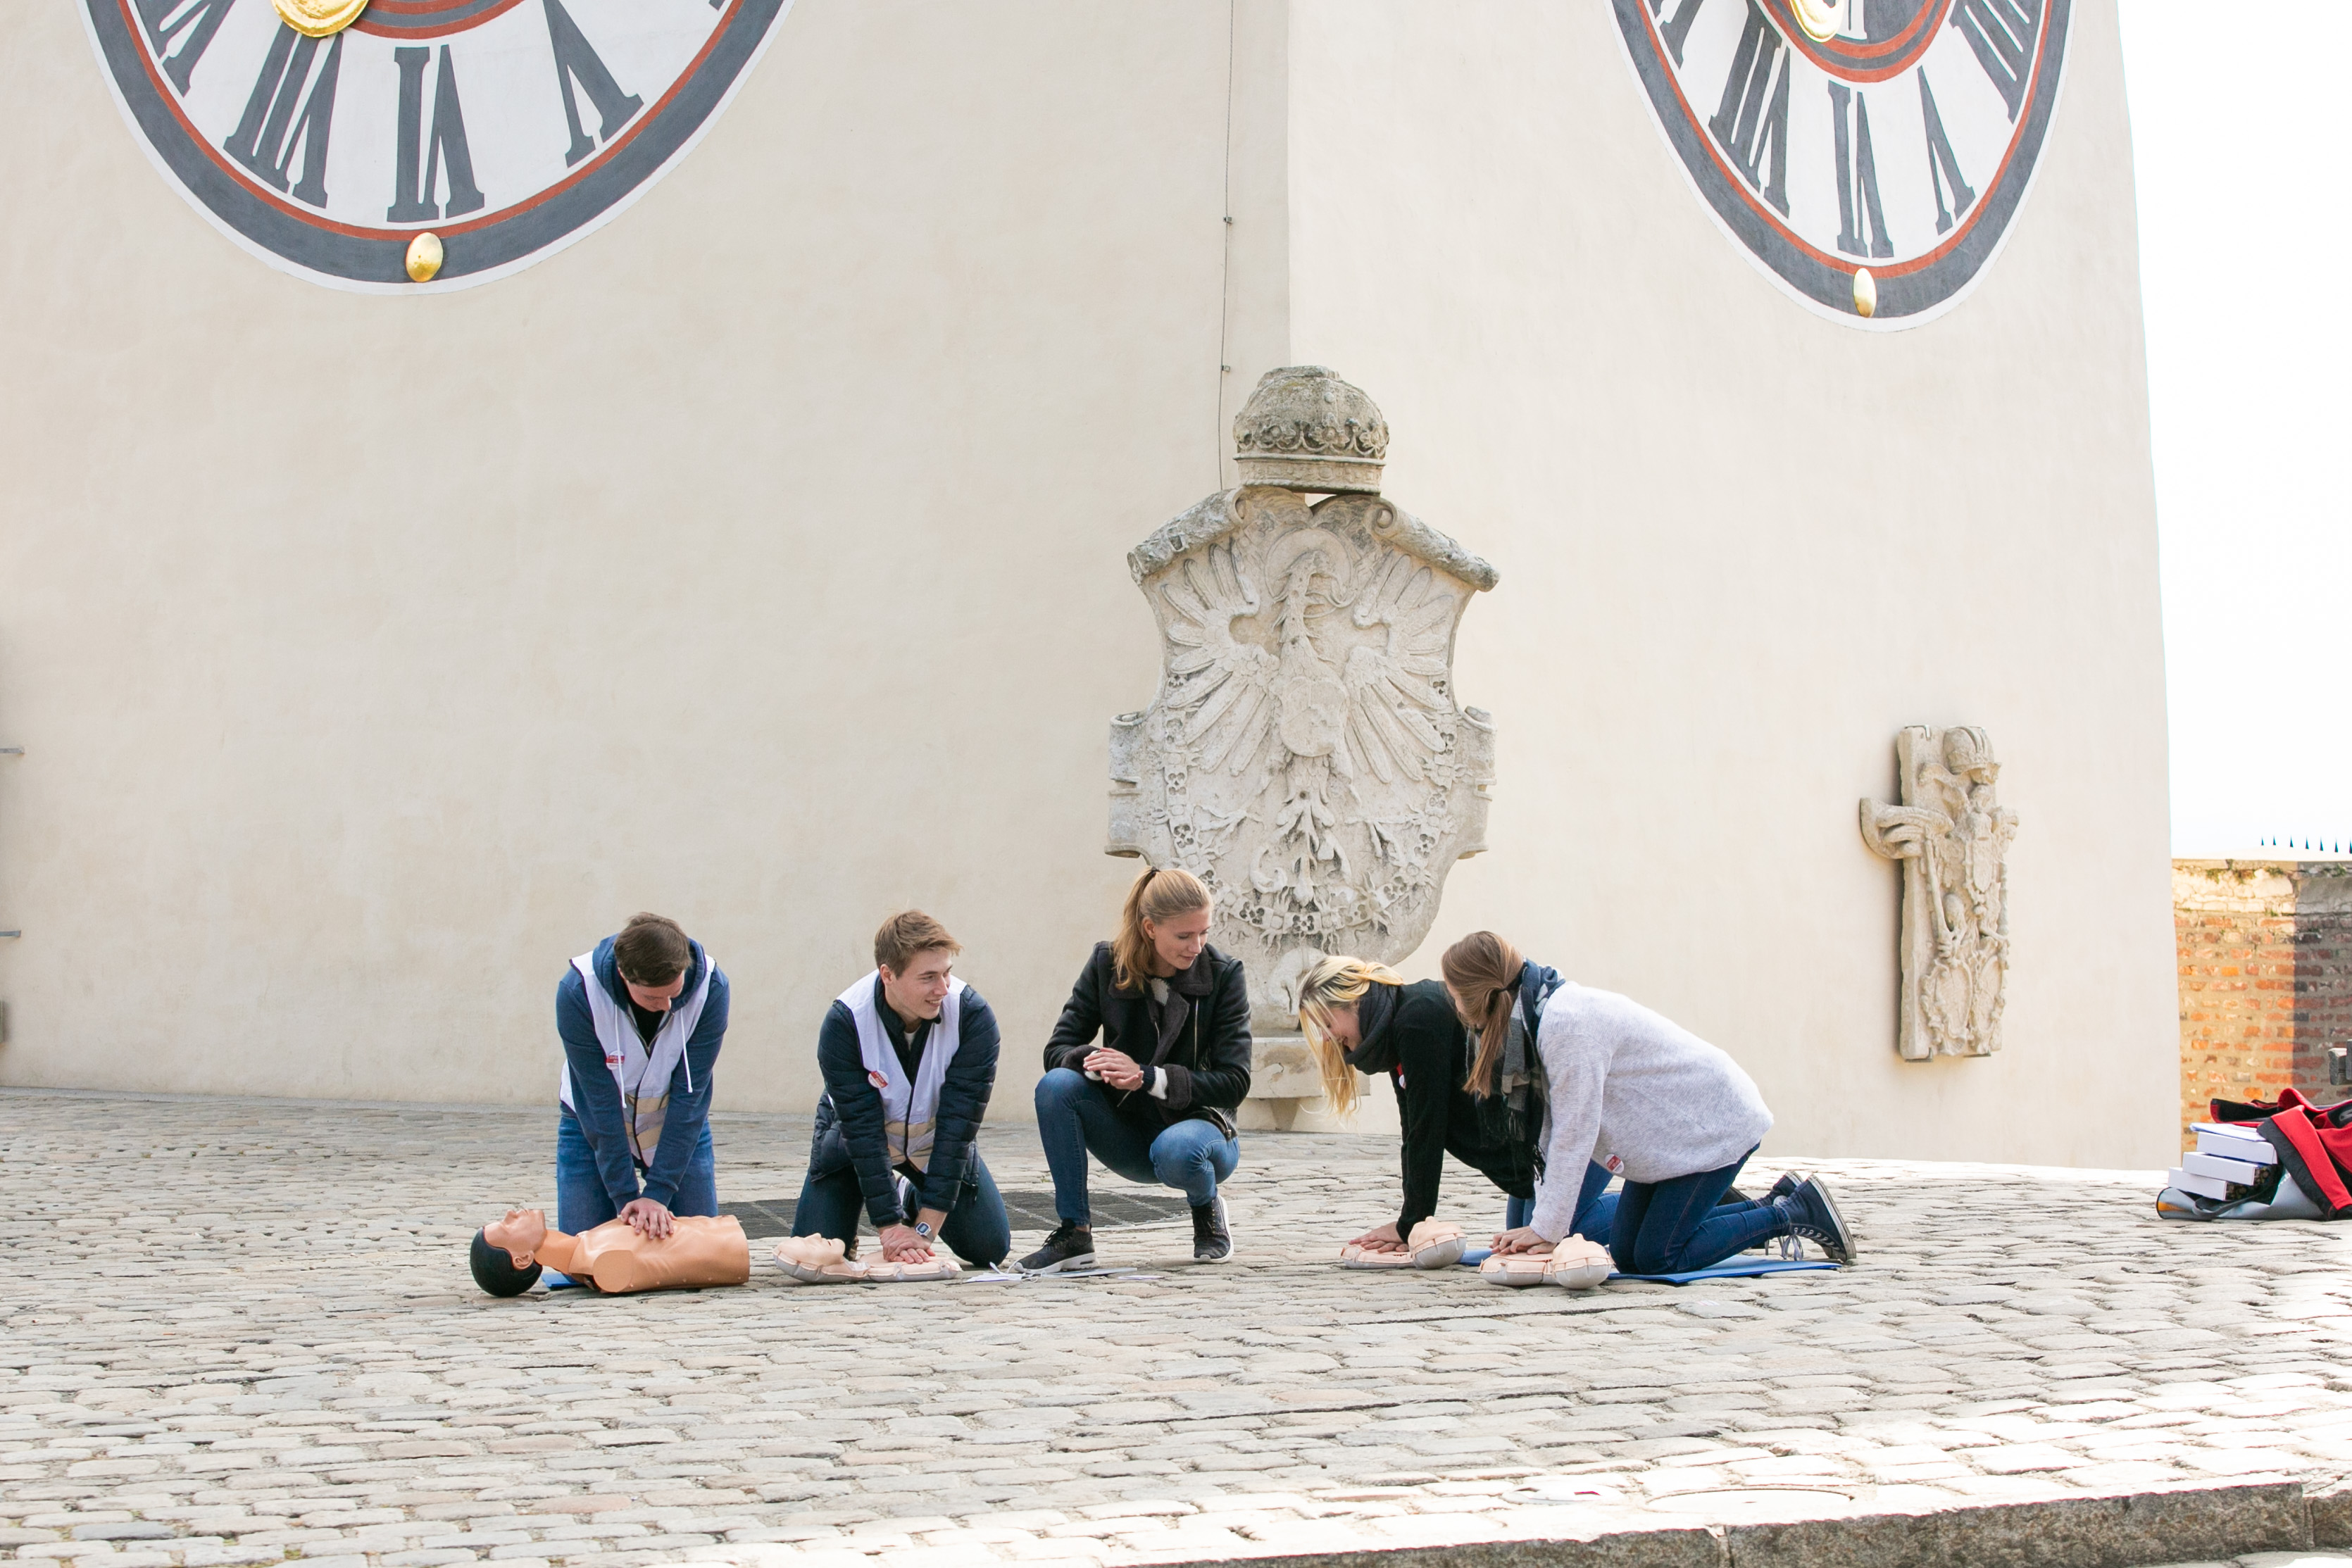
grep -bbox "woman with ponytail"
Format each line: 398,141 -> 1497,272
1300,935 -> 1853,1274
1453,935 -> 1849,1274
1292,943 -> 1575,1260
1024,866 -> 1252,1272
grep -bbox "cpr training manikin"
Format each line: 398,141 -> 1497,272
469,1209 -> 752,1296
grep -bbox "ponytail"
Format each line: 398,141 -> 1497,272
1441,931 -> 1525,1099
1111,865 -> 1212,992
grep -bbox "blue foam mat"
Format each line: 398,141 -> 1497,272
1613,1258 -> 1837,1285
1456,1250 -> 1836,1284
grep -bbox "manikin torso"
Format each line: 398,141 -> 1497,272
487,1210 -> 751,1293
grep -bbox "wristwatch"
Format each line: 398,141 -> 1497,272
913,1220 -> 933,1239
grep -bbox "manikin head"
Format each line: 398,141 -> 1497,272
613,912 -> 693,1011
1111,866 -> 1213,991
471,1210 -> 548,1298
875,910 -> 961,1024
1293,954 -> 1406,1117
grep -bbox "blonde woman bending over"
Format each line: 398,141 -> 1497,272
1022,867 -> 1253,1272
1299,939 -> 1853,1274
1292,953 -> 1562,1257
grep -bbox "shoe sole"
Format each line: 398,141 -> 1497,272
1021,1253 -> 1098,1275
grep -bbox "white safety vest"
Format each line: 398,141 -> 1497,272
558,948 -> 717,1170
837,970 -> 965,1172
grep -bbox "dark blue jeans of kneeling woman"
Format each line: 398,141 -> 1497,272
1592,1147 -> 1784,1275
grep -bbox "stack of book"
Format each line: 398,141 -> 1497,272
2168,1121 -> 2279,1201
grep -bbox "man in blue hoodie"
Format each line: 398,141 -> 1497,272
554,913 -> 730,1268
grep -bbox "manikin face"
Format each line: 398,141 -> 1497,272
625,972 -> 688,1012
880,949 -> 956,1022
1144,906 -> 1212,974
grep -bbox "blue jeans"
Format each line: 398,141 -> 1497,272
790,1130 -> 1012,1267
556,1110 -> 718,1235
1608,1148 -> 1784,1275
1036,1067 -> 1239,1224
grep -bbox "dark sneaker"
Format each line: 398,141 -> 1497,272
1191,1195 -> 1232,1263
1019,1221 -> 1096,1274
1777,1176 -> 1856,1265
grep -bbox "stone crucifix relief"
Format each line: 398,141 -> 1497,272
1860,726 -> 2020,1060
1109,368 -> 1498,1076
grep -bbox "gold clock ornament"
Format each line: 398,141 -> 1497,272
404,233 -> 444,284
270,0 -> 366,37
1788,0 -> 1842,43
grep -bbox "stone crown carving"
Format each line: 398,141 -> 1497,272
1860,726 -> 2020,1060
1113,371 -> 1496,1036
1232,365 -> 1391,495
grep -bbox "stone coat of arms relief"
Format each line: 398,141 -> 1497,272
1860,726 -> 2020,1060
1108,368 -> 1499,1119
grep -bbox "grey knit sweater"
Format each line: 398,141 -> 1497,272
1530,983 -> 1774,1241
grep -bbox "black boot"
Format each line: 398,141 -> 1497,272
1191,1195 -> 1232,1263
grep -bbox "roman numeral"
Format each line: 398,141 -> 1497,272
1918,70 -> 1977,234
1651,0 -> 1707,66
1708,1 -> 1790,218
1948,0 -> 2040,120
134,0 -> 234,94
1829,82 -> 1891,260
544,0 -> 643,168
387,44 -> 485,222
223,24 -> 342,208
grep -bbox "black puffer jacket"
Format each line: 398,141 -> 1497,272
1042,942 -> 1252,1130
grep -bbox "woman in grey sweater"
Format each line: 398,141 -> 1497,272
1448,932 -> 1855,1273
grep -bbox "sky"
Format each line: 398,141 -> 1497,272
2119,2 -> 2352,856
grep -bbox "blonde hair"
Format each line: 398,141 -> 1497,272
1441,931 -> 1524,1099
1111,866 -> 1213,992
1294,955 -> 1404,1117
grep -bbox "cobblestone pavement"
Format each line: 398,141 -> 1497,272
4,1089 -> 2349,1568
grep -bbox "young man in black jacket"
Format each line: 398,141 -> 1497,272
790,910 -> 1010,1268
1022,868 -> 1252,1270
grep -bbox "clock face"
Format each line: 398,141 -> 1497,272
1612,0 -> 2071,327
82,0 -> 790,291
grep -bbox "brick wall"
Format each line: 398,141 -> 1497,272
2175,858 -> 2352,1148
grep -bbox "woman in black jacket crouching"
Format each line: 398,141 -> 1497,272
1022,867 -> 1252,1272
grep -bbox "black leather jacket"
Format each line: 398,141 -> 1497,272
1042,941 -> 1252,1129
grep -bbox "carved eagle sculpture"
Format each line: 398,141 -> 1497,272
1110,370 -> 1500,1039
1160,526 -> 1457,811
